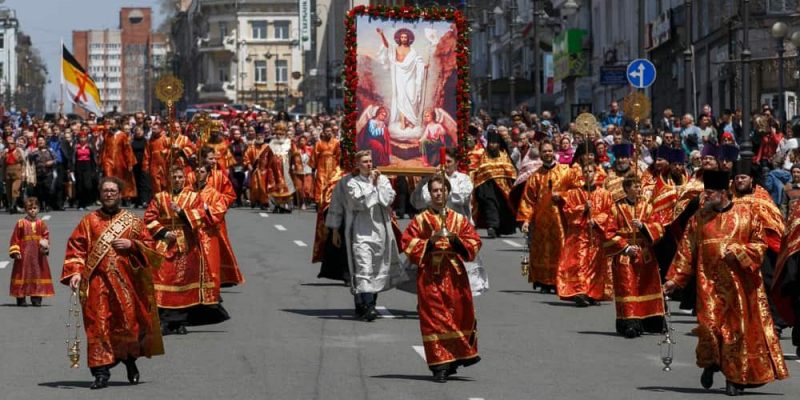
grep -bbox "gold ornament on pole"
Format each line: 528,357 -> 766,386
65,287 -> 82,368
156,75 -> 185,231
623,91 -> 652,245
575,112 -> 598,242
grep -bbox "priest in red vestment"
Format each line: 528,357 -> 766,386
665,170 -> 789,396
557,162 -> 616,306
604,176 -> 666,338
60,177 -> 164,390
401,175 -> 482,383
144,167 -> 229,335
100,125 -> 138,200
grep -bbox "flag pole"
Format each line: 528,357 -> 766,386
59,39 -> 65,117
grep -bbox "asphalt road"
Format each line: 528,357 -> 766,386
0,207 -> 798,400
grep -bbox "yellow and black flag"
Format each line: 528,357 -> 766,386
61,45 -> 103,115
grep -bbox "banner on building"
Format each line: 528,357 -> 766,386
61,45 -> 103,116
299,0 -> 312,51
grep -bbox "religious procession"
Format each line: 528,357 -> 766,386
1,1 -> 800,399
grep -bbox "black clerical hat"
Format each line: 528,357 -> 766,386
704,170 -> 730,191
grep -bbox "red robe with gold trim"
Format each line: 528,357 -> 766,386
515,163 -> 569,286
557,185 -> 616,301
470,150 -> 517,232
401,208 -> 482,368
145,189 -> 218,308
604,197 -> 666,325
60,209 -> 164,368
312,137 -> 341,204
667,202 -> 789,386
198,184 -> 244,286
8,218 -> 54,298
244,142 -> 270,206
101,131 -> 138,199
312,168 -> 344,263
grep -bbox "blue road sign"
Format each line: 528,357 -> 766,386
626,59 -> 656,89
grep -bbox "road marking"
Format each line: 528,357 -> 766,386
259,212 -> 269,218
468,398 -> 486,400
293,240 -> 307,247
41,215 -> 51,221
375,306 -> 396,319
412,345 -> 426,361
274,224 -> 287,231
0,261 -> 8,269
502,239 -> 523,248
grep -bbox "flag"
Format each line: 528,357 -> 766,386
61,45 -> 103,116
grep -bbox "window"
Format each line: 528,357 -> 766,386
254,60 -> 267,83
767,0 -> 797,13
219,22 -> 228,41
276,60 -> 288,83
251,21 -> 267,39
0,33 -> 4,49
274,21 -> 290,40
218,67 -> 229,83
0,62 -> 4,79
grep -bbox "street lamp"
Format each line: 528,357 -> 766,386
561,0 -> 580,17
684,48 -> 693,116
481,8 -> 497,115
772,21 -> 789,127
792,31 -> 800,119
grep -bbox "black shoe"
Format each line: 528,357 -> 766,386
176,325 -> 188,335
16,298 -> 27,307
725,381 -> 742,396
354,305 -> 366,318
30,297 -> 42,307
123,359 -> 140,385
432,369 -> 447,383
364,306 -> 378,322
445,364 -> 458,377
161,324 -> 173,336
90,375 -> 109,390
701,367 -> 715,389
623,327 -> 639,339
487,228 -> 497,238
574,295 -> 589,308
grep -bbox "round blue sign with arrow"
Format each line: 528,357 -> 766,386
626,59 -> 656,89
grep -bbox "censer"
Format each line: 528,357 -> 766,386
520,236 -> 530,277
66,287 -> 82,368
658,296 -> 676,371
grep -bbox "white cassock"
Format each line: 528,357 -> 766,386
344,174 -> 408,293
268,137 -> 296,197
410,172 -> 489,296
377,41 -> 425,128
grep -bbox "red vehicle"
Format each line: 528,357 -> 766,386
192,103 -> 239,120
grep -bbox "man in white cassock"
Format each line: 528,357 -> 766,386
411,148 -> 489,296
377,27 -> 426,130
336,150 -> 407,321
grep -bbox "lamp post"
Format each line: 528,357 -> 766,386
772,21 -> 789,128
792,31 -> 800,120
740,0 -> 753,161
482,8 -> 496,115
683,0 -> 693,116
531,0 -> 541,114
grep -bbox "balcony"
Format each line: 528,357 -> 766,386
197,37 -> 234,54
197,82 -> 234,102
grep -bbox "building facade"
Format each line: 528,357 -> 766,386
0,8 -> 18,109
172,0 -> 306,111
73,7 -> 168,114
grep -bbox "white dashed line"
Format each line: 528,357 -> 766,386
259,212 -> 269,218
412,345 -> 426,361
375,306 -> 396,319
502,239 -> 523,248
0,261 -> 8,269
41,215 -> 51,221
274,225 -> 287,231
293,240 -> 307,247
468,398 -> 486,400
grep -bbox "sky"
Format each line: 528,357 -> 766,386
2,0 -> 166,112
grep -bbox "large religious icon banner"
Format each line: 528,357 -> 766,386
342,5 -> 470,174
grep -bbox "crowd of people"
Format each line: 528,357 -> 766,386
4,100 -> 800,393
